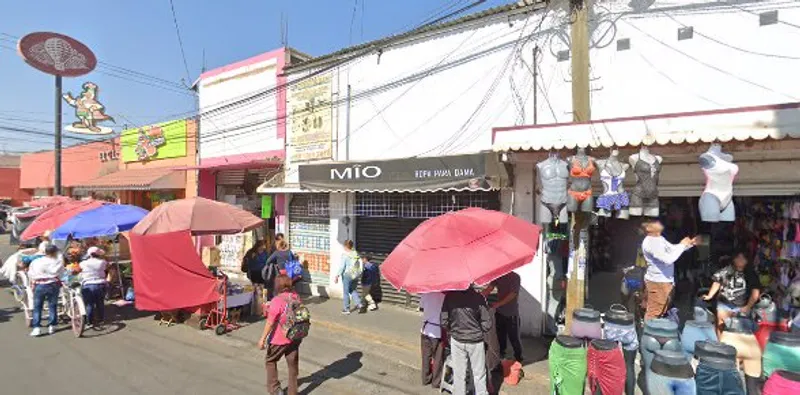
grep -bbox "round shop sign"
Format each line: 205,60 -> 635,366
18,32 -> 96,77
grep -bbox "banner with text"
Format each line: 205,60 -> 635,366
288,74 -> 333,162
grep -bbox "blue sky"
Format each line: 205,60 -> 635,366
0,0 -> 509,153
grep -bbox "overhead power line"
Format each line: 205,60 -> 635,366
168,0 -> 193,83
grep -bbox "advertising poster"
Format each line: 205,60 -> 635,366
288,74 -> 332,162
120,119 -> 187,162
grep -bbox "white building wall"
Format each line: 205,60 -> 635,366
198,58 -> 284,161
530,0 -> 800,126
283,0 -> 800,335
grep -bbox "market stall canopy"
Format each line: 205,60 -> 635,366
492,102 -> 800,152
381,207 -> 542,294
20,199 -> 105,241
297,153 -> 508,193
131,197 -> 264,236
28,196 -> 72,208
129,230 -> 219,311
51,204 -> 149,240
77,167 -> 185,192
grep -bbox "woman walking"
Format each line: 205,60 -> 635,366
79,246 -> 109,328
258,275 -> 301,395
334,240 -> 362,315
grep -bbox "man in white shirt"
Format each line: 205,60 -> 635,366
420,292 -> 445,389
28,244 -> 65,337
641,220 -> 697,320
79,246 -> 108,328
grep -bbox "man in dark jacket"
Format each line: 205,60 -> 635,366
441,285 -> 492,395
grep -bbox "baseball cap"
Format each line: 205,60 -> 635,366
87,246 -> 105,256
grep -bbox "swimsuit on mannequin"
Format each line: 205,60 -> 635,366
566,147 -> 596,213
628,146 -> 662,217
699,144 -> 739,222
537,153 -> 569,225
596,149 -> 630,219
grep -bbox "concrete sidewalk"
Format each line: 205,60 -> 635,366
225,296 -> 553,394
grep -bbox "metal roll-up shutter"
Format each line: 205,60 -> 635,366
354,191 -> 501,310
289,194 -> 330,286
356,216 -> 424,309
216,169 -> 247,186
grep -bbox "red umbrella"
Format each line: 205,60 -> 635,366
131,197 -> 264,236
380,208 -> 542,294
21,199 -> 105,241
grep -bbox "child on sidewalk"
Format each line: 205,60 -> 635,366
360,255 -> 379,313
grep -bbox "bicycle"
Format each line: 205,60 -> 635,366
59,279 -> 87,338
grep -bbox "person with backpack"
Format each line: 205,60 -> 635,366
258,274 -> 310,395
359,255 -> 379,313
262,240 -> 295,301
334,239 -> 362,315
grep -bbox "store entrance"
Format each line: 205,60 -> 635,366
583,195 -> 800,322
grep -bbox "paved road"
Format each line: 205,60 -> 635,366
0,236 -> 439,395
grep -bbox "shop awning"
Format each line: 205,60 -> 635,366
255,168 -> 310,194
493,102 -> 800,152
77,168 -> 186,191
297,153 -> 509,193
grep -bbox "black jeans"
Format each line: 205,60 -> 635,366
495,313 -> 523,361
623,349 -> 636,395
420,334 -> 444,388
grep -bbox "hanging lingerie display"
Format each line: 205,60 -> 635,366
597,169 -> 629,211
630,157 -> 661,210
568,158 -> 596,203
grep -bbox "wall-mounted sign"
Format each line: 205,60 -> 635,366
299,153 -> 507,192
121,119 -> 187,163
288,74 -> 332,162
98,150 -> 119,162
17,32 -> 96,77
63,82 -> 115,135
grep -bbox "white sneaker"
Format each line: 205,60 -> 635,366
48,326 -> 55,335
368,305 -> 378,311
29,327 -> 42,337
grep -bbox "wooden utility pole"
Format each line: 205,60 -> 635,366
564,0 -> 592,334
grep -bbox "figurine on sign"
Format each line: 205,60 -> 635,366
134,125 -> 166,161
596,149 -> 630,219
699,144 -> 738,222
537,152 -> 569,225
628,146 -> 662,217
566,147 -> 596,213
63,82 -> 115,135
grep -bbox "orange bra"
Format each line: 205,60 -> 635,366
570,159 -> 595,178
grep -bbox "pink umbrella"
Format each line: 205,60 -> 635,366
28,196 -> 72,208
131,197 -> 264,236
380,208 -> 542,294
21,199 -> 105,241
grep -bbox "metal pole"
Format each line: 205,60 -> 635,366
345,84 -> 351,161
533,45 -> 539,125
564,0 -> 592,335
55,75 -> 63,196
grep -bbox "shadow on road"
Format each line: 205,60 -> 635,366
299,351 -> 364,395
0,307 -> 16,323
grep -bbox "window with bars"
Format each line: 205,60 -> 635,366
289,193 -> 330,218
354,192 -> 500,219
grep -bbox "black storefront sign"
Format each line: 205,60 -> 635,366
298,153 -> 506,192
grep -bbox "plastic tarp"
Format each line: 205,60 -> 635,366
129,230 -> 219,311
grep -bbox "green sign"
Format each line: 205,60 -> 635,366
261,195 -> 273,219
121,119 -> 187,162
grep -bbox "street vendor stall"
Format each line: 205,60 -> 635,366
129,197 -> 264,334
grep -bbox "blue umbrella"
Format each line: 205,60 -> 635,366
51,204 -> 149,240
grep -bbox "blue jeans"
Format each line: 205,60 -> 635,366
681,320 -> 717,354
695,363 -> 744,395
647,371 -> 696,395
81,283 -> 106,324
32,282 -> 60,328
342,277 -> 362,311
